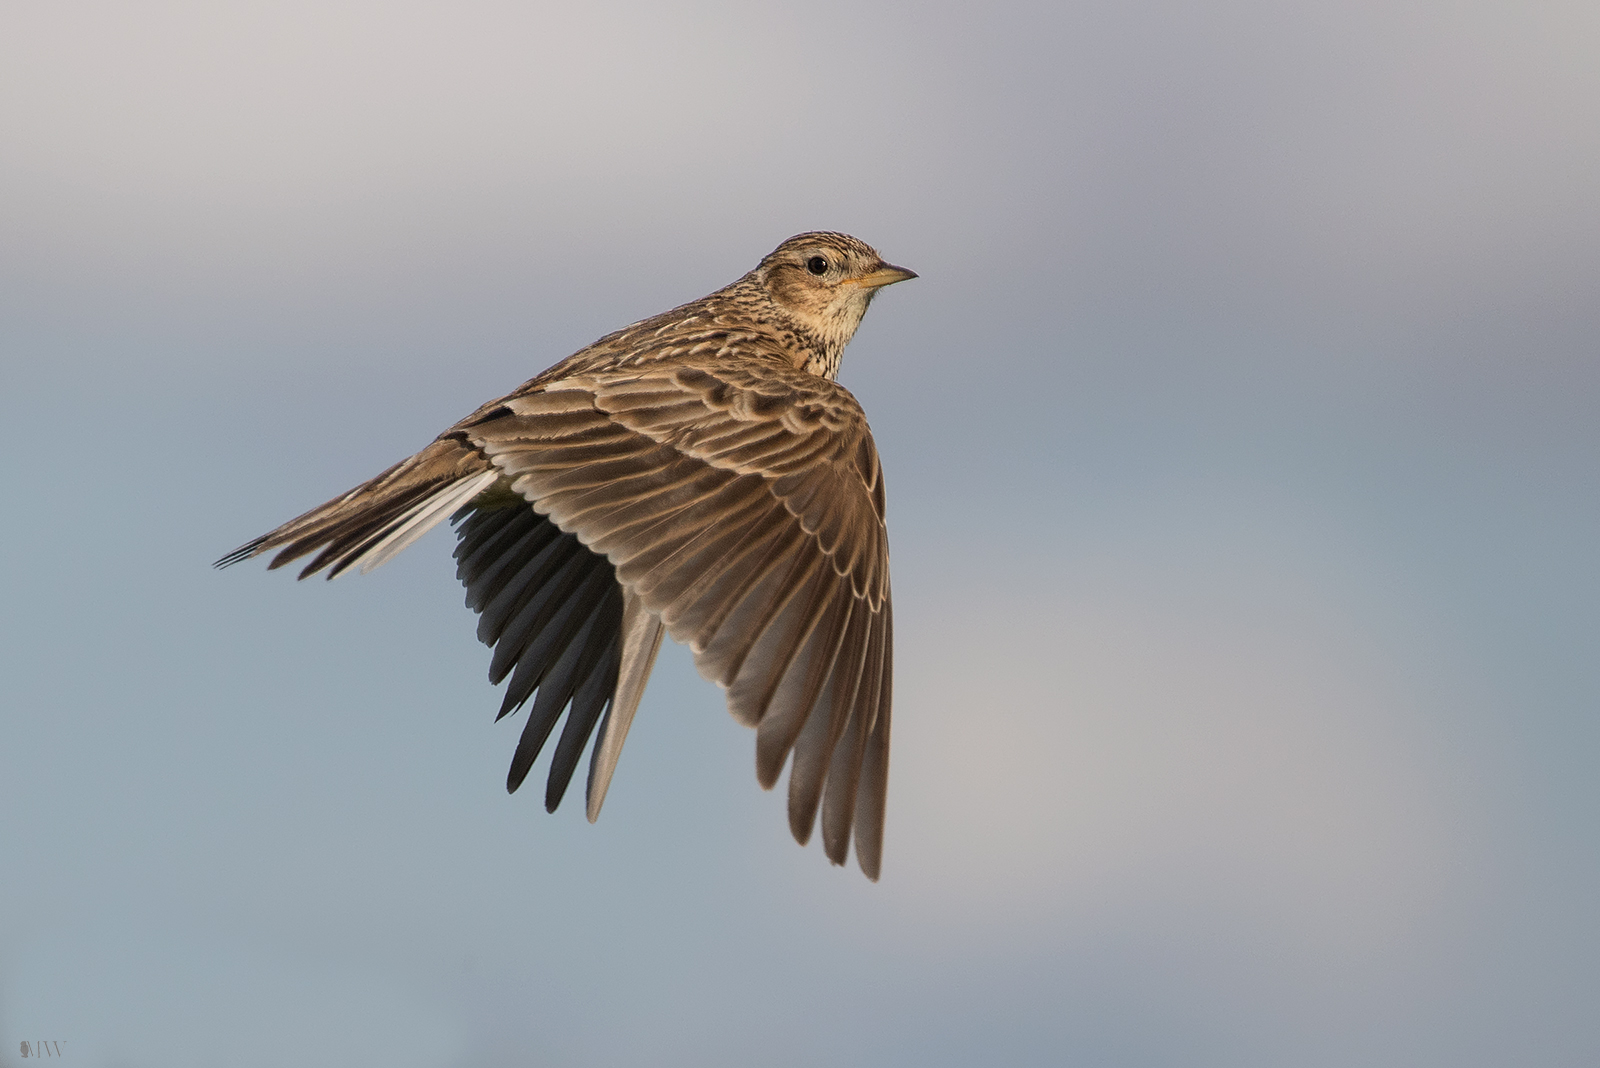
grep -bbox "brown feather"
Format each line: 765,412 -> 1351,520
216,231 -> 911,878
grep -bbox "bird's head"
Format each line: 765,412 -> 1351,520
755,232 -> 916,377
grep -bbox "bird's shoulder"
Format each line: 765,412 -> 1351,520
437,287 -> 886,552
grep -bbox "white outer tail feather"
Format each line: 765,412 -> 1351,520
585,587 -> 667,821
351,471 -> 502,575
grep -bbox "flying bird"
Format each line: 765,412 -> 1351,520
218,232 -> 914,879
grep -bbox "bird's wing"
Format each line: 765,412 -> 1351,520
461,357 -> 893,878
450,499 -> 661,816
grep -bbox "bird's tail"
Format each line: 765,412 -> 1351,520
214,436 -> 502,580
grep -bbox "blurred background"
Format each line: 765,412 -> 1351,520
2,1 -> 1596,1065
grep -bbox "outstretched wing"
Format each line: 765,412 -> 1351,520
463,356 -> 893,878
216,354 -> 896,878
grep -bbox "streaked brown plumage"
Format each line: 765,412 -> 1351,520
218,232 -> 914,879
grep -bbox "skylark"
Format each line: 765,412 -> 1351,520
219,232 -> 914,879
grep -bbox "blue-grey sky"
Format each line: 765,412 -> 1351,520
3,2 -> 1597,1066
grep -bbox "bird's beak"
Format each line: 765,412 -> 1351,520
848,263 -> 918,289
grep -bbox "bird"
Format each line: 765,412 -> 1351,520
217,231 -> 915,879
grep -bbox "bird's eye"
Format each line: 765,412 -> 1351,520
806,256 -> 829,276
